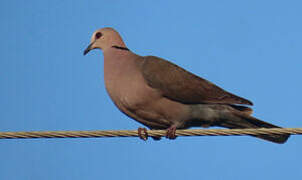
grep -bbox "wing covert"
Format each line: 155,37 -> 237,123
141,56 -> 253,105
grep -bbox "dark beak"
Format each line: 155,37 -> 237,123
83,43 -> 93,55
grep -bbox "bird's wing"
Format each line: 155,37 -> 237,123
141,56 -> 253,105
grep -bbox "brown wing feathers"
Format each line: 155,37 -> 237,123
141,56 -> 253,105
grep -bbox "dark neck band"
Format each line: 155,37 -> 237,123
112,45 -> 130,51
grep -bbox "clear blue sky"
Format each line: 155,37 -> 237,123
1,1 -> 301,179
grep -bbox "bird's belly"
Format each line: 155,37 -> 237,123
105,76 -> 189,129
132,98 -> 190,129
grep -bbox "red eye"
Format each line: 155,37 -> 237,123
95,32 -> 102,39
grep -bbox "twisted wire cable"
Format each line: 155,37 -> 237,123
0,128 -> 300,139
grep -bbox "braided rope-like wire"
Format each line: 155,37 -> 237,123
0,128 -> 300,139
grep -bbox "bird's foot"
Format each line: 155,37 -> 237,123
166,126 -> 177,139
138,127 -> 148,141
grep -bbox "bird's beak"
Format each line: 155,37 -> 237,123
83,42 -> 94,55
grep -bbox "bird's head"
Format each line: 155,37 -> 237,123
84,27 -> 126,55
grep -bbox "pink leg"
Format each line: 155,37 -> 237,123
138,127 -> 148,141
166,126 -> 177,139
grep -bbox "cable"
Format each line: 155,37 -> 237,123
0,128 -> 299,139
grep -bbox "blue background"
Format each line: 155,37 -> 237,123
1,1 -> 301,179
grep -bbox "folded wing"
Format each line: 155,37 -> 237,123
141,56 -> 253,105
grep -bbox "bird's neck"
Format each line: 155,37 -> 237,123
103,48 -> 139,82
102,48 -> 142,102
103,47 -> 134,67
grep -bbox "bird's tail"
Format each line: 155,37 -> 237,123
217,112 -> 290,144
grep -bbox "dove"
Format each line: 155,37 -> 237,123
84,27 -> 289,143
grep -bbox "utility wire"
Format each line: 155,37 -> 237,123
0,128 -> 300,140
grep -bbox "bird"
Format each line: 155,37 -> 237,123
83,27 -> 290,144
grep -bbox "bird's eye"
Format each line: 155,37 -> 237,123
95,32 -> 103,39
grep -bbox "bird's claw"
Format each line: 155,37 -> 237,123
138,127 -> 148,141
166,126 -> 177,139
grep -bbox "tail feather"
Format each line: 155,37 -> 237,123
218,112 -> 290,144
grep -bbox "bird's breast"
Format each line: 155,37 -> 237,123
104,59 -> 161,113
